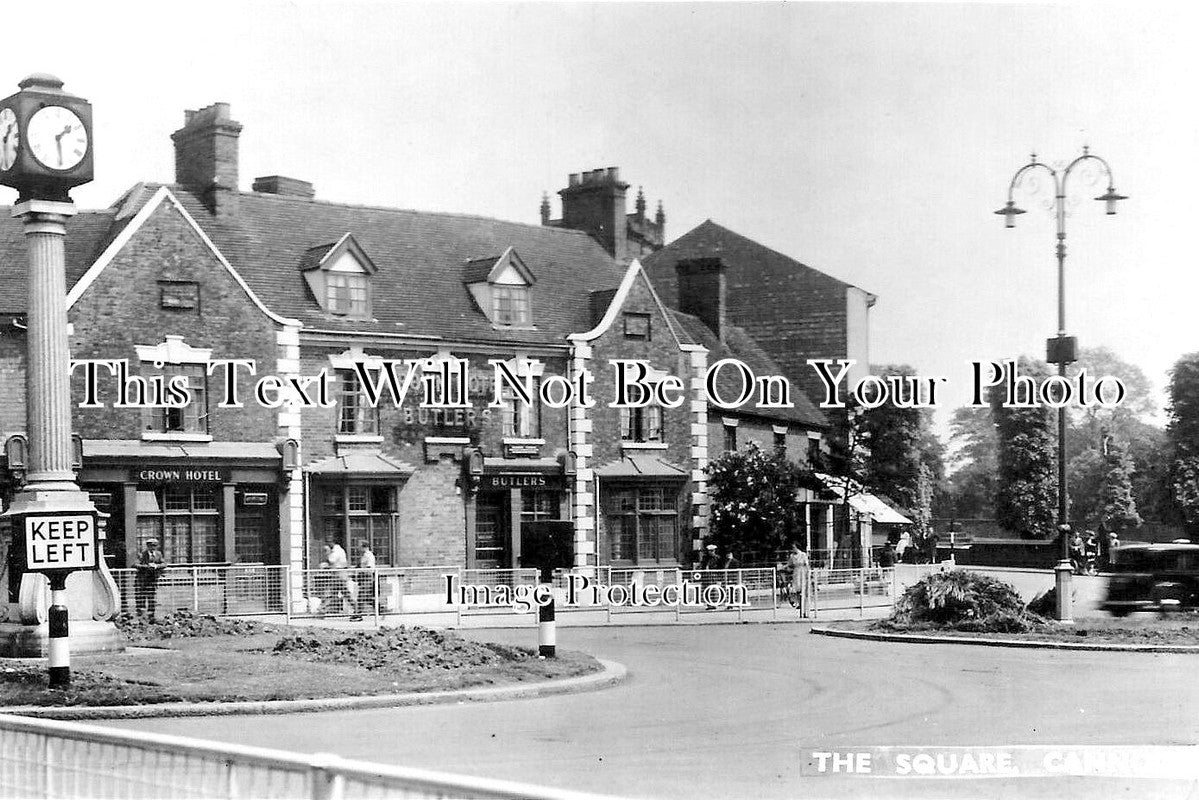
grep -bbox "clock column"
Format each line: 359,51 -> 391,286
0,74 -> 119,662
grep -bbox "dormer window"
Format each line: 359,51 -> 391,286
300,233 -> 378,320
464,247 -> 536,329
328,273 -> 369,317
493,285 -> 531,326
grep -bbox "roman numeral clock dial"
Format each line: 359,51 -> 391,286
27,105 -> 88,170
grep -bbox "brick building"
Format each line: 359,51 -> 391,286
0,104 -> 756,577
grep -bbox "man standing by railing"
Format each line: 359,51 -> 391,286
135,538 -> 165,620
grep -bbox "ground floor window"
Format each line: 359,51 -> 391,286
319,484 -> 397,565
605,484 -> 681,565
136,485 -> 221,564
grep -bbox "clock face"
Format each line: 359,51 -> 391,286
27,105 -> 88,171
0,108 -> 17,171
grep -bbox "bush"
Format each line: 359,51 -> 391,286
1027,587 -> 1056,618
889,570 -> 1047,632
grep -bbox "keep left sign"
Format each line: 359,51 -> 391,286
24,515 -> 97,571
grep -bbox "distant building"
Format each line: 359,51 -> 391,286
642,220 -> 876,407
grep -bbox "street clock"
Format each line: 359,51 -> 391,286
0,73 -> 93,202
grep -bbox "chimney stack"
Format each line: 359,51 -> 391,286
171,102 -> 242,216
676,257 -> 727,343
557,166 -> 629,261
252,175 -> 315,199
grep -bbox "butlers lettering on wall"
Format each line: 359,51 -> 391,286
481,474 -> 566,491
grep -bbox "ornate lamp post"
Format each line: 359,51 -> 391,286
995,148 -> 1127,622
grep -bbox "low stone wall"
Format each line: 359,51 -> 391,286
952,565 -> 1111,618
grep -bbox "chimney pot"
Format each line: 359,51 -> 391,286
568,173 -> 580,187
607,167 -> 620,182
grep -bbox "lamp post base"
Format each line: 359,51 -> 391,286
1054,560 -> 1074,623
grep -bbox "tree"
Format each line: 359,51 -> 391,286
990,357 -> 1057,538
857,365 -> 941,537
1093,434 -> 1141,534
1167,352 -> 1199,532
942,405 -> 998,519
706,442 -> 822,558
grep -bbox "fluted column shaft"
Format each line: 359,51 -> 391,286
17,204 -> 77,488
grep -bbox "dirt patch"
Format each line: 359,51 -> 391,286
113,610 -> 272,642
1,619 -> 602,707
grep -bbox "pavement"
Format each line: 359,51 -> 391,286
94,622 -> 1199,799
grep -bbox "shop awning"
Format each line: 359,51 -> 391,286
83,439 -> 282,462
595,456 -> 688,479
813,472 -> 913,524
306,452 -> 415,475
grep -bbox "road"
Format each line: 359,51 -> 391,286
100,623 -> 1199,799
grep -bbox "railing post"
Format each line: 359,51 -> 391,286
858,566 -> 866,616
226,759 -> 239,800
42,734 -> 53,800
284,566 -> 293,624
772,567 -> 778,620
309,753 -> 345,800
372,569 -> 380,628
192,567 -> 200,613
737,569 -> 744,622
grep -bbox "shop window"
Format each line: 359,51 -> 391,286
135,486 -> 220,564
623,313 -> 650,340
148,364 -> 208,434
606,486 -> 679,565
521,490 -> 562,521
336,369 -> 380,435
321,485 -> 396,565
327,272 -> 370,317
493,285 -> 531,326
502,378 -> 541,438
620,406 -> 663,443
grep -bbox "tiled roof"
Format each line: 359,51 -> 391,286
0,209 -> 121,314
159,187 -> 626,346
642,219 -> 871,308
670,311 -> 826,428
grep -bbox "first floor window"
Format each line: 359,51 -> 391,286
774,431 -> 787,455
321,484 -> 397,565
502,378 -> 541,438
336,368 -> 380,435
135,485 -> 220,563
606,485 -> 679,564
620,405 -> 663,443
723,424 -> 737,453
149,363 -> 208,434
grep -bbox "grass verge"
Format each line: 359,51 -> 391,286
0,612 -> 600,707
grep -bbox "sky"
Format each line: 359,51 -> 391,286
4,1 -> 1196,440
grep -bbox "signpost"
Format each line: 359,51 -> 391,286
19,513 -> 98,687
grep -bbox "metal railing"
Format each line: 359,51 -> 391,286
0,714 -> 622,800
103,562 -> 945,625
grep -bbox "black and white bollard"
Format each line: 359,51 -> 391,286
538,567 -> 556,658
47,573 -> 70,689
538,594 -> 556,657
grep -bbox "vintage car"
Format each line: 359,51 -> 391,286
1101,542 -> 1199,616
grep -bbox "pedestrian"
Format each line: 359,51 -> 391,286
318,538 -> 351,614
786,542 -> 811,615
700,543 -> 719,570
896,529 -> 911,562
353,539 -> 377,618
878,541 -> 896,568
135,538 -> 165,619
